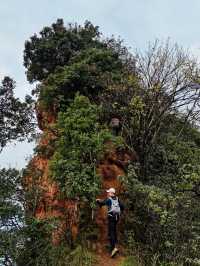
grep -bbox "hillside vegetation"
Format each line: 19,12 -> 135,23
1,19 -> 200,266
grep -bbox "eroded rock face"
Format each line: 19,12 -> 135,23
24,106 -> 137,245
95,148 -> 136,244
35,104 -> 56,131
24,107 -> 79,244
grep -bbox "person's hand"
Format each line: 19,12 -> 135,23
96,198 -> 101,202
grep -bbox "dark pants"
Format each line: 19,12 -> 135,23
108,216 -> 118,250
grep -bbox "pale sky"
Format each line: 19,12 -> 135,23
0,0 -> 200,168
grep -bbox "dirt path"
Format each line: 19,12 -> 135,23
92,242 -> 125,266
91,146 -> 135,266
96,252 -> 125,266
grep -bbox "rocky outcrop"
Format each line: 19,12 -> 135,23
24,106 -> 137,246
95,146 -> 136,246
24,107 -> 79,244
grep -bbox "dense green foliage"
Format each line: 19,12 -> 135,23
0,76 -> 35,150
0,75 -> 35,265
0,168 -> 24,265
38,47 -> 124,108
123,123 -> 200,265
24,19 -> 104,83
50,94 -> 123,207
24,19 -> 134,111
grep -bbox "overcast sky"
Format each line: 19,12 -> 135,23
0,0 -> 200,168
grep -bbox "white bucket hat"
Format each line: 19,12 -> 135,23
106,188 -> 116,194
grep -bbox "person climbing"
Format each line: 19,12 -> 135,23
96,187 -> 124,257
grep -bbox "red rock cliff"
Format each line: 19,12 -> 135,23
24,105 -> 137,246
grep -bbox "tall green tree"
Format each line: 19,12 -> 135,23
24,19 -> 135,111
0,76 -> 35,265
0,76 -> 35,151
24,19 -> 103,83
0,168 -> 24,265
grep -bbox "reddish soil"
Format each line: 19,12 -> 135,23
96,253 -> 125,266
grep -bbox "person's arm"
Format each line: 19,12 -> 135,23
96,198 -> 110,207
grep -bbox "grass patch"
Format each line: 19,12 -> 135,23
120,256 -> 141,266
66,245 -> 96,266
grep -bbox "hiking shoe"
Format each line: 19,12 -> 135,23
111,247 -> 119,257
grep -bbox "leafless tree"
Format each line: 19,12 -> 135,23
132,40 -> 200,159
